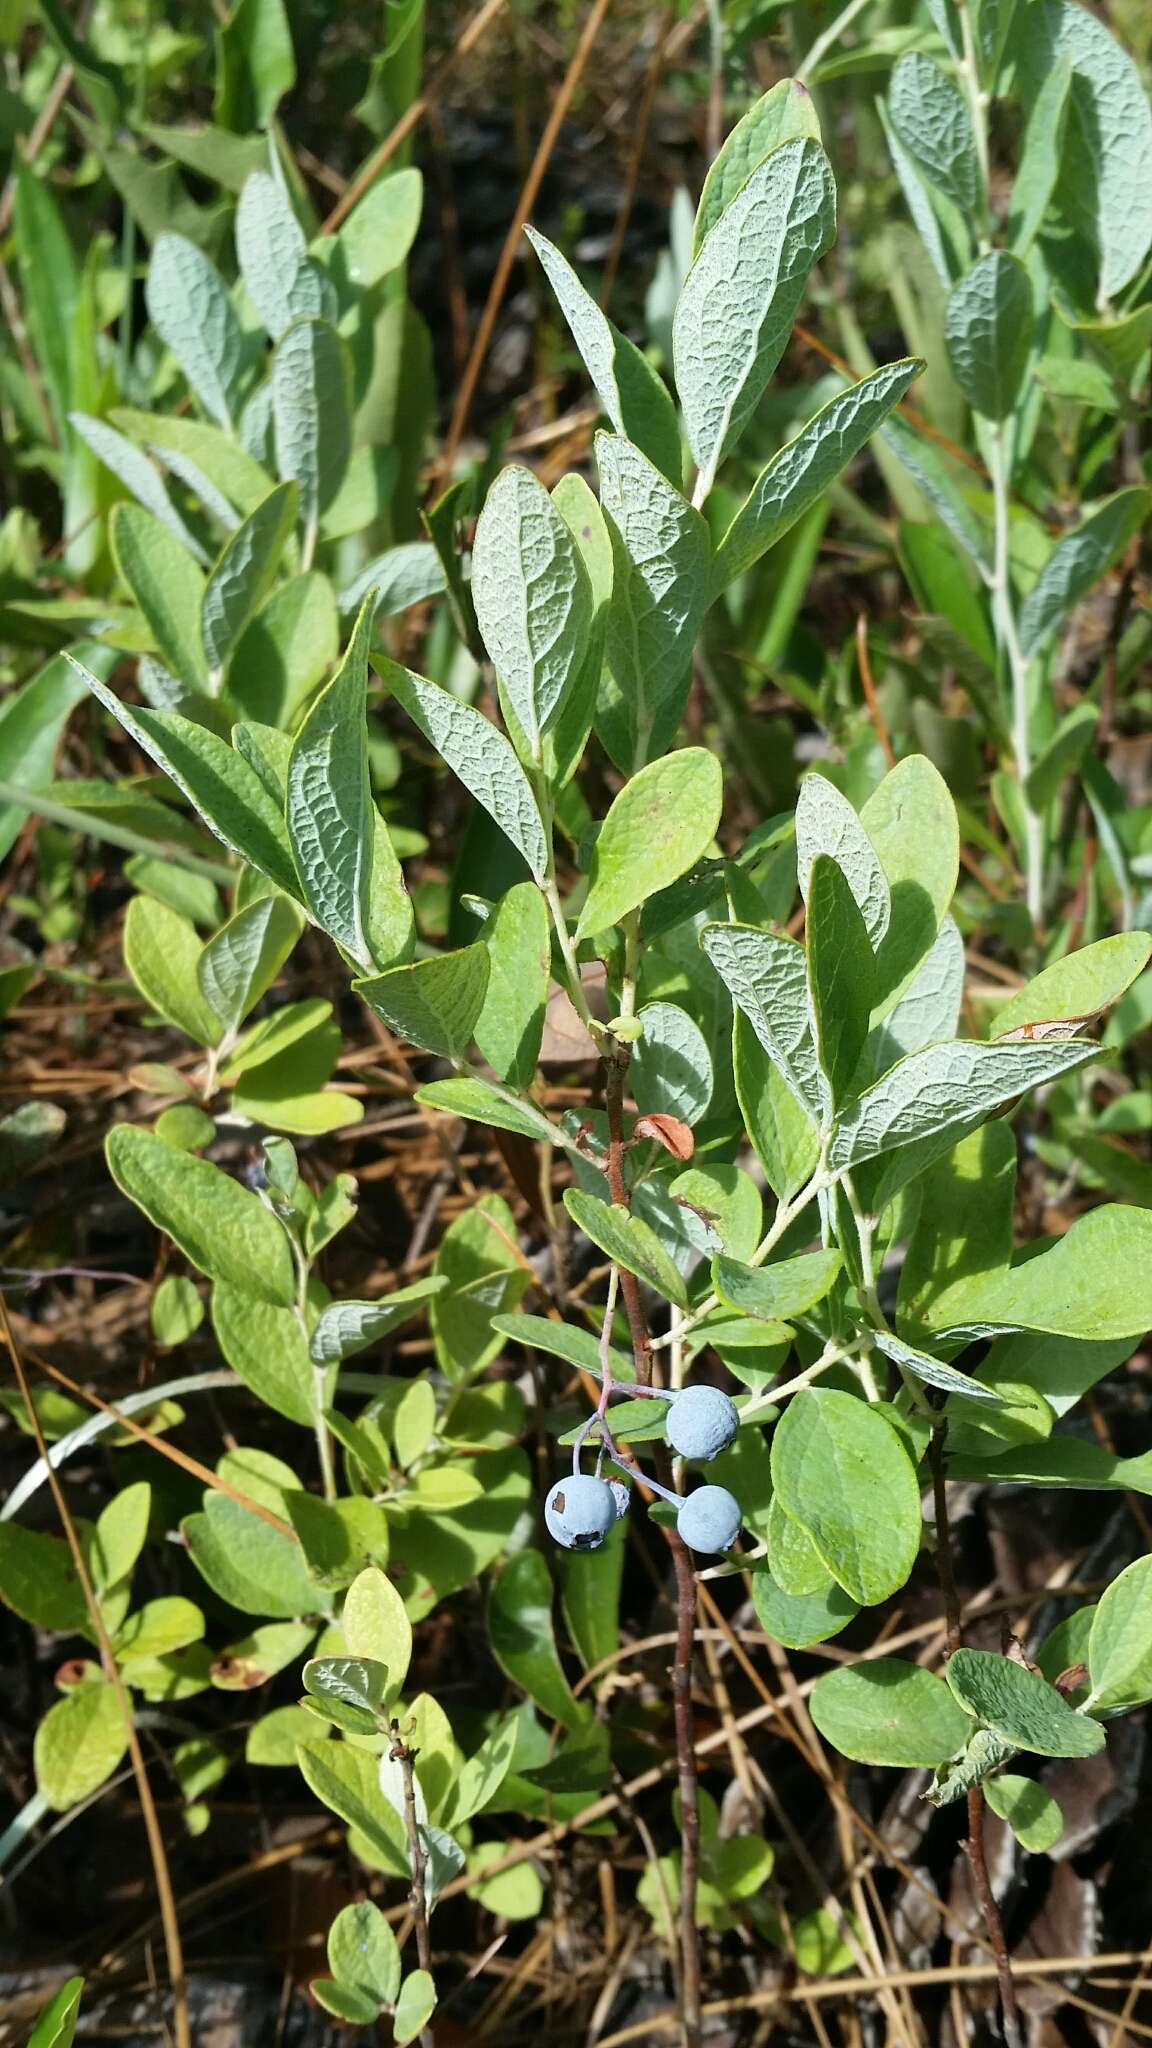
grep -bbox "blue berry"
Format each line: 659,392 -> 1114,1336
676,1484 -> 742,1553
665,1385 -> 739,1461
545,1475 -> 617,1550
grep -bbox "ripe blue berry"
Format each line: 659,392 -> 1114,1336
665,1385 -> 739,1461
676,1484 -> 742,1554
544,1475 -> 617,1550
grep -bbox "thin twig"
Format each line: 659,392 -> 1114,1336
390,1723 -> 434,1979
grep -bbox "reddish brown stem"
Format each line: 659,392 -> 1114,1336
603,1042 -> 700,2047
930,1420 -> 1023,2048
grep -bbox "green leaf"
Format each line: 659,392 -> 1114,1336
806,853 -> 875,1108
870,916 -> 965,1073
393,1970 -> 437,2047
123,895 -> 223,1047
713,1249 -> 841,1323
944,251 -> 1032,421
767,1496 -> 833,1596
70,412 -> 208,564
355,942 -> 489,1060
955,1205 -> 1152,1343
596,430 -> 711,771
0,649 -> 94,864
631,1001 -> 713,1125
872,1329 -> 1003,1405
525,226 -> 681,482
751,1566 -> 858,1649
992,933 -> 1151,1040
1038,0 -> 1152,300
215,0 -> 295,130
491,1310 -> 634,1382
333,165 -> 422,288
576,749 -> 722,939
111,504 -> 208,690
183,1492 -> 321,1617
983,1774 -> 1064,1853
380,659 -> 548,881
312,1981 -> 379,2026
897,1121 -> 1017,1335
888,52 -> 979,212
201,483 -> 298,676
441,1713 -> 520,1829
0,1525 -> 89,1634
197,894 -> 303,1038
111,407 -> 276,517
1086,1556 -> 1152,1713
309,1278 -> 444,1365
430,1194 -> 527,1384
27,1975 -> 84,2048
488,1549 -> 588,1729
116,1597 -> 205,1662
829,1037 -> 1098,1173
295,1739 -> 408,1874
106,1126 -> 294,1304
145,234 -> 245,431
797,773 -> 890,947
881,408 -> 990,569
714,358 -> 922,588
92,1481 -> 150,1589
150,1274 -> 205,1347
473,464 -> 594,752
702,923 -> 822,1119
35,1679 -> 129,1811
564,1188 -> 690,1308
1019,490 -> 1152,659
945,1649 -> 1105,1757
272,318 -> 352,537
342,1565 -> 412,1697
1025,701 -> 1099,814
232,573 -> 339,727
303,1654 -> 388,1726
861,753 -> 959,1011
328,1899 -> 401,2006
770,1389 -> 922,1605
416,1076 -> 560,1145
74,658 -> 299,893
235,173 -> 329,342
1008,54 -> 1072,258
13,167 -> 77,438
475,880 -> 550,1088
810,1658 -> 972,1766
694,78 -> 821,251
673,136 -> 836,493
286,592 -> 375,965
212,1282 -> 319,1425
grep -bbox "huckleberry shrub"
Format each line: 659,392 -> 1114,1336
4,6 -> 1152,2039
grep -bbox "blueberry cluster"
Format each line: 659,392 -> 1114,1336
546,1383 -> 743,1556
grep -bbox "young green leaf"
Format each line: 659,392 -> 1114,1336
770,1389 -> 922,1604
343,1565 -> 412,1695
945,1648 -> 1105,1757
327,1899 -> 402,2007
35,1680 -> 129,1811
201,482 -> 298,677
73,658 -> 299,894
983,1774 -> 1064,1853
106,1126 -> 295,1304
564,1188 -> 690,1309
27,1974 -> 84,2048
332,164 -> 422,288
694,78 -> 821,251
702,923 -> 823,1119
674,135 -> 837,494
888,52 -> 980,213
945,251 -> 1033,421
379,659 -> 548,881
1086,1557 -> 1152,1713
393,1971 -> 437,2048
1019,489 -> 1152,658
525,226 -> 681,483
991,932 -> 1151,1040
576,749 -> 722,939
714,358 -> 922,589
475,879 -> 550,1089
197,894 -> 303,1036
713,1249 -> 841,1323
872,1328 -> 1003,1405
355,944 -> 490,1061
596,431 -> 711,769
236,170 -> 334,340
295,1739 -> 408,1874
416,1076 -> 562,1147
796,773 -> 890,947
308,1277 -> 447,1365
111,504 -> 209,691
806,853 -> 875,1108
471,463 -> 593,753
810,1658 -> 972,1766
286,593 -> 375,964
145,233 -> 246,430
829,1036 -> 1099,1173
272,318 -> 352,540
123,895 -> 223,1047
